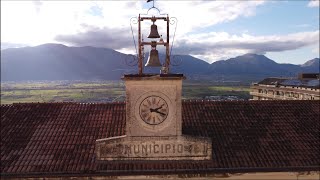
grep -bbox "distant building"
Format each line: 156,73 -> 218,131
205,95 -> 244,101
250,73 -> 320,100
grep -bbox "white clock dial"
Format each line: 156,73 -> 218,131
139,95 -> 169,125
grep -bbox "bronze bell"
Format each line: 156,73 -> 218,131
145,49 -> 161,67
148,24 -> 160,39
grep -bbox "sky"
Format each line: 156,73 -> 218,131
1,0 -> 319,65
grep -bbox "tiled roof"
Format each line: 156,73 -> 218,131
258,78 -> 320,88
258,78 -> 288,85
1,101 -> 319,177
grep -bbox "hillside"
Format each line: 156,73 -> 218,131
206,54 -> 307,82
1,44 -> 319,82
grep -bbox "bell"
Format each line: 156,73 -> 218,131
148,24 -> 160,38
145,49 -> 161,66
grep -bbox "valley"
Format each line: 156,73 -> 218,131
0,80 -> 251,104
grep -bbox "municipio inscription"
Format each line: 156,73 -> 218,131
96,135 -> 212,160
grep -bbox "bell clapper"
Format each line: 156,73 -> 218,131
159,35 -> 164,43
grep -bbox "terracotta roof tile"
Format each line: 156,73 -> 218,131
1,101 -> 319,177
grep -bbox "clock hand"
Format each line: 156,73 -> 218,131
149,108 -> 166,116
154,104 -> 164,111
149,108 -> 156,112
149,104 -> 163,112
154,110 -> 166,116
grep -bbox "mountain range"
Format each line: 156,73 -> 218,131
1,43 -> 319,82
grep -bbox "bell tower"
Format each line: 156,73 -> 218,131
96,2 -> 212,161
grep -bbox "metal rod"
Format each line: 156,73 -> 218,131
140,17 -> 167,20
138,14 -> 142,75
166,14 -> 170,72
141,42 -> 167,46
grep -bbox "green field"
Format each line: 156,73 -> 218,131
182,83 -> 250,100
1,81 -> 250,104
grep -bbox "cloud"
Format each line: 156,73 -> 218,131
1,1 -> 318,63
32,0 -> 43,13
1,42 -> 28,50
57,25 -> 319,63
156,1 -> 265,35
49,1 -> 267,59
308,0 -> 319,7
54,25 -> 133,50
172,31 -> 319,62
1,1 -> 264,46
311,45 -> 320,55
1,1 -> 144,46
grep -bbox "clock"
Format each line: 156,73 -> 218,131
139,95 -> 169,125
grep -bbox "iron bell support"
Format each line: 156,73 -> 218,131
137,15 -> 171,74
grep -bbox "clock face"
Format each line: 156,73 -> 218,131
139,95 -> 169,125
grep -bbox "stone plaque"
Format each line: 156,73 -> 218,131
96,135 -> 212,160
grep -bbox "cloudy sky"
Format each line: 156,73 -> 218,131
1,0 -> 319,64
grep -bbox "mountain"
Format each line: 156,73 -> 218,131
301,58 -> 320,72
0,44 -> 210,81
1,44 -> 319,82
301,58 -> 319,67
206,53 -> 303,82
1,44 -> 132,81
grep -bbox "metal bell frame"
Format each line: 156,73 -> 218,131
130,3 -> 178,75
